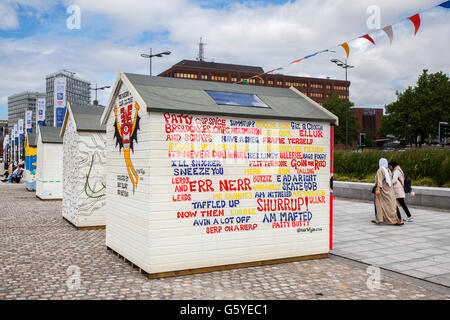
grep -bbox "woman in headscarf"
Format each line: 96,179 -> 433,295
372,158 -> 404,225
389,160 -> 414,222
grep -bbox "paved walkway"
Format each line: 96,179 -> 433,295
332,198 -> 450,287
0,183 -> 449,299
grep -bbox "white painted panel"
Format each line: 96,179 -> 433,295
36,137 -> 63,200
104,83 -> 151,269
104,75 -> 334,276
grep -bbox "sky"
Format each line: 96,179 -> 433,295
0,0 -> 449,120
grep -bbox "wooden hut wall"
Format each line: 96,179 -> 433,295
25,138 -> 37,191
36,139 -> 63,199
62,113 -> 107,227
104,82 -> 332,275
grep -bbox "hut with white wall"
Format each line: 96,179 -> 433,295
36,125 -> 63,200
24,131 -> 37,191
101,71 -> 338,278
60,102 -> 107,229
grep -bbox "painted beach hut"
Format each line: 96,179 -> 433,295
60,102 -> 107,229
101,71 -> 338,278
24,130 -> 37,191
36,125 -> 63,200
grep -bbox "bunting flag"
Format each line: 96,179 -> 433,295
289,58 -> 303,64
360,34 -> 376,45
382,25 -> 394,45
339,42 -> 350,59
439,1 -> 450,8
236,2 -> 449,85
265,67 -> 283,73
303,51 -> 319,59
408,14 -> 421,35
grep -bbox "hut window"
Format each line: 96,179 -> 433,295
205,91 -> 269,108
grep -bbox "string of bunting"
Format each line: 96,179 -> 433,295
237,1 -> 450,85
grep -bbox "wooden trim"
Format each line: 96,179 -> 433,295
36,195 -> 61,201
63,216 -> 105,230
107,246 -> 328,279
147,253 -> 328,279
106,246 -> 327,279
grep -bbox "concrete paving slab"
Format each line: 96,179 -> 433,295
332,198 -> 450,288
1,184 -> 450,299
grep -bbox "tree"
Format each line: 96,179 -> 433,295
379,70 -> 450,146
322,94 -> 360,146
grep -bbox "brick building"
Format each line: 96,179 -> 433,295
352,107 -> 384,139
158,60 -> 350,105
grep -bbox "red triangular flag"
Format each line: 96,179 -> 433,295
360,34 -> 375,45
408,14 -> 421,35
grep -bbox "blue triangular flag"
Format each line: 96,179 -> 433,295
438,1 -> 450,8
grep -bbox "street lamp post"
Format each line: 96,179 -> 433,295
331,59 -> 354,150
140,48 -> 171,76
90,84 -> 111,105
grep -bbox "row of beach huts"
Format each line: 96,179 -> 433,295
8,70 -> 338,278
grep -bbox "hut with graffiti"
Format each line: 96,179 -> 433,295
60,102 -> 107,229
24,130 -> 37,191
36,125 -> 63,200
101,71 -> 338,278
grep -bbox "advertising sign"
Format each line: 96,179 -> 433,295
18,118 -> 24,139
25,110 -> 33,132
37,97 -> 46,126
14,124 -> 18,144
54,77 -> 67,127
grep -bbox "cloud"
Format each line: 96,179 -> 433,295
0,2 -> 19,30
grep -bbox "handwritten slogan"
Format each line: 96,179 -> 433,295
162,112 -> 330,235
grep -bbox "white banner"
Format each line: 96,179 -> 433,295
36,97 -> 46,126
13,124 -> 18,140
54,77 -> 67,127
18,119 -> 24,136
25,110 -> 33,132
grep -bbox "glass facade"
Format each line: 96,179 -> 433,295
45,71 -> 91,126
7,92 -> 45,132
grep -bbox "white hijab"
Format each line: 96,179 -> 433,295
379,158 -> 391,187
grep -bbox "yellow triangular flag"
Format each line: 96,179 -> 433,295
340,42 -> 350,59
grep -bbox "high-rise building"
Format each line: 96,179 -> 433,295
352,107 -> 384,139
0,120 -> 7,158
158,59 -> 350,105
45,70 -> 91,127
8,91 -> 45,132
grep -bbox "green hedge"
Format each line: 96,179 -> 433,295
334,148 -> 450,187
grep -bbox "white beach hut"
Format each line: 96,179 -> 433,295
36,125 -> 63,200
101,71 -> 338,278
60,102 -> 107,229
24,131 -> 37,191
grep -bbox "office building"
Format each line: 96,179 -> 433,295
8,91 -> 45,132
158,59 -> 350,105
45,70 -> 91,127
352,107 -> 384,139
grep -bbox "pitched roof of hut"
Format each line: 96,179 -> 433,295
38,125 -> 63,144
101,70 -> 339,125
61,103 -> 106,136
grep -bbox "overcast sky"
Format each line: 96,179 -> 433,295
0,0 -> 449,120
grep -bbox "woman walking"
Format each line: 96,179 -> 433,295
389,161 -> 414,222
372,158 -> 404,226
